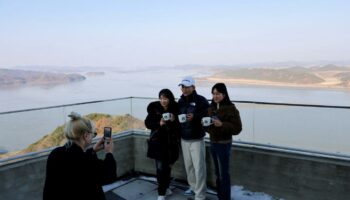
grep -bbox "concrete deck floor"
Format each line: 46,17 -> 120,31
104,177 -> 217,200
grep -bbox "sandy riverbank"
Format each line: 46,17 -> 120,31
197,77 -> 350,90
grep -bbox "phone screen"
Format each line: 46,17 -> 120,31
104,127 -> 112,139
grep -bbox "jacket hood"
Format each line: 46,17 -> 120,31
147,101 -> 161,114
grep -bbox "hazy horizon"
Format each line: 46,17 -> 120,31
2,60 -> 350,71
1,0 -> 349,68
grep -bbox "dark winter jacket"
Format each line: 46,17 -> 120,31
43,143 -> 117,200
207,103 -> 242,143
145,101 -> 180,164
178,90 -> 209,140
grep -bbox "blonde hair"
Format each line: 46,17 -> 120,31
64,112 -> 95,143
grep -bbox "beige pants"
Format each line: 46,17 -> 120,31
181,139 -> 207,200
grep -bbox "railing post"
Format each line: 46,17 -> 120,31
130,97 -> 134,130
252,102 -> 256,143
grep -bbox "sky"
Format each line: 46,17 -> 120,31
0,0 -> 349,68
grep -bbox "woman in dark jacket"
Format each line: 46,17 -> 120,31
145,89 -> 180,200
206,83 -> 242,200
43,112 -> 117,200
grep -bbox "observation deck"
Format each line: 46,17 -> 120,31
1,97 -> 350,200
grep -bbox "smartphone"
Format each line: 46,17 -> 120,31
104,127 -> 112,139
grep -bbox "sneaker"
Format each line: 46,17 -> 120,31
157,196 -> 165,200
184,188 -> 195,196
165,188 -> 173,196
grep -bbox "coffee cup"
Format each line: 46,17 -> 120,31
162,113 -> 172,121
201,117 -> 212,126
178,114 -> 187,123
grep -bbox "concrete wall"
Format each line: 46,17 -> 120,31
0,156 -> 47,200
109,134 -> 134,177
1,131 -> 350,200
133,133 -> 350,200
231,147 -> 350,200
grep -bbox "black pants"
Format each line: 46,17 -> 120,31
155,159 -> 171,195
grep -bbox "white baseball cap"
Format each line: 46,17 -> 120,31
178,76 -> 195,87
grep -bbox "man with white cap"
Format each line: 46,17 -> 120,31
178,76 -> 209,200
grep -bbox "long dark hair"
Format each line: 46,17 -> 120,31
159,88 -> 176,108
210,83 -> 233,106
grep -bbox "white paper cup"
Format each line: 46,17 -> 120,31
201,117 -> 212,126
162,113 -> 172,121
178,114 -> 187,123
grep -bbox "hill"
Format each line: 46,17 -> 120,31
0,68 -> 86,88
311,64 -> 350,71
0,148 -> 7,154
199,65 -> 350,89
217,68 -> 324,84
86,72 -> 105,76
335,72 -> 350,87
0,113 -> 145,159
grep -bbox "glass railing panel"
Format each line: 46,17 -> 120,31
2,97 -> 349,161
0,98 -> 132,160
62,98 -> 133,133
0,107 -> 66,159
130,97 -> 155,130
232,102 -> 255,143
253,104 -> 350,155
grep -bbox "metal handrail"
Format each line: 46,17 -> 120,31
233,100 -> 350,109
1,96 -> 349,115
0,97 -> 133,115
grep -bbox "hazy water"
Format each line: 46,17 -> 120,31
1,68 -> 350,112
1,68 -> 350,154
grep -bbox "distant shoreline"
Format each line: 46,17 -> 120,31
196,65 -> 350,91
198,77 -> 350,91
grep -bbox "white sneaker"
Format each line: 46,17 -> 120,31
165,188 -> 173,196
184,188 -> 195,196
157,196 -> 165,200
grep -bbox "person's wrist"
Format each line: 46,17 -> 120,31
93,145 -> 102,152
